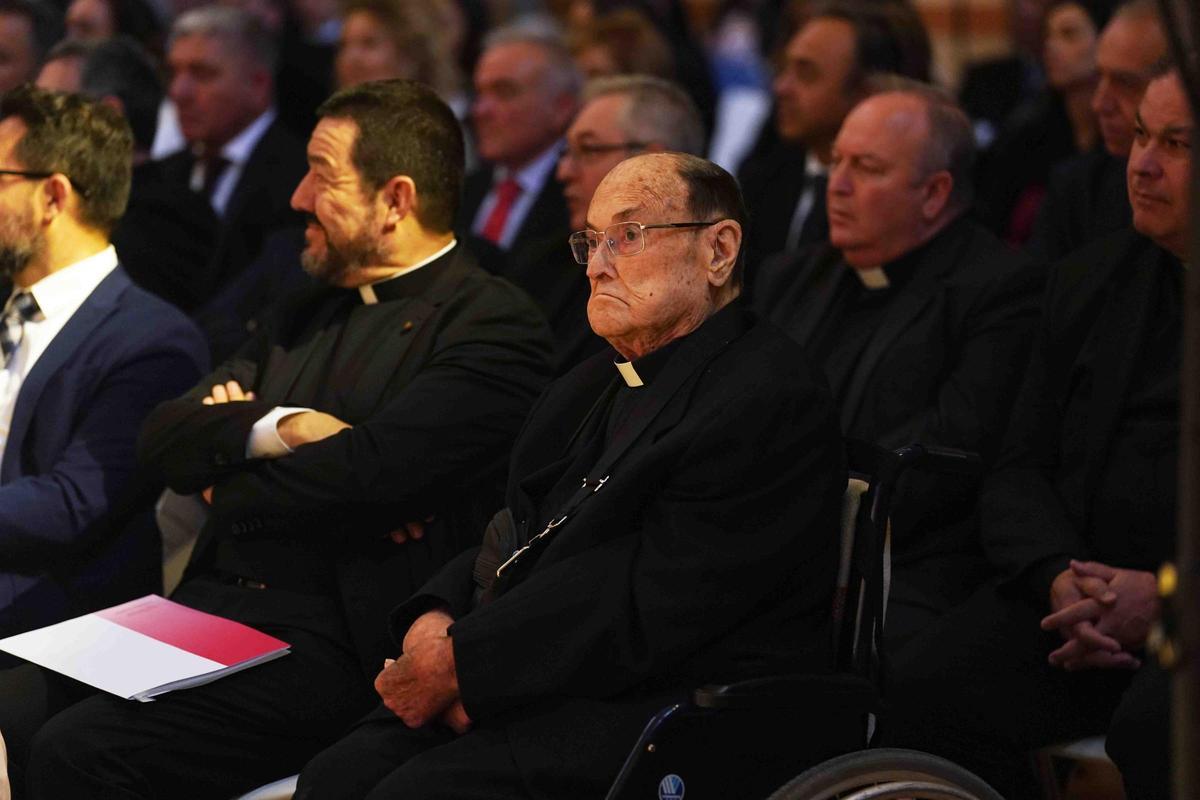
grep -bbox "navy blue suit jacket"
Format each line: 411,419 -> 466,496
0,265 -> 208,637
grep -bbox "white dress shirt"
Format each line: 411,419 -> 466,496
785,152 -> 830,252
246,241 -> 458,458
188,108 -> 277,218
470,142 -> 562,251
0,246 -> 119,460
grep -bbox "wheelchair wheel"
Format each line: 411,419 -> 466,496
766,748 -> 1005,800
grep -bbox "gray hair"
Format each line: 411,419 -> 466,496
169,5 -> 278,74
482,15 -> 582,99
582,75 -> 705,155
865,73 -> 976,212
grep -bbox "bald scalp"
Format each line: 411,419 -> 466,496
593,154 -> 686,221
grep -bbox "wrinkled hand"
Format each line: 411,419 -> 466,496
201,380 -> 256,405
277,411 -> 351,448
375,610 -> 460,728
390,515 -> 436,544
1041,560 -> 1155,671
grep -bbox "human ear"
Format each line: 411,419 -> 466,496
383,175 -> 418,227
705,220 -> 742,288
921,171 -> 953,221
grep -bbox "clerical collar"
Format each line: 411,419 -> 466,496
612,335 -> 685,388
853,267 -> 889,289
358,240 -> 457,305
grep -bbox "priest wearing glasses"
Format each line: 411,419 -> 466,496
295,152 -> 846,800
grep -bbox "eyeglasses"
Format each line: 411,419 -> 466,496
561,141 -> 647,165
0,169 -> 90,199
568,220 -> 721,265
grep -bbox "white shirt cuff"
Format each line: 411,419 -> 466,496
246,406 -> 312,459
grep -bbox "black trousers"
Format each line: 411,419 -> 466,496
296,704 -> 531,800
11,578 -> 376,800
882,583 -> 1166,799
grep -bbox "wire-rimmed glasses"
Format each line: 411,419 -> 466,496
568,220 -> 721,265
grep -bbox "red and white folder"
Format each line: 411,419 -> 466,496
0,595 -> 289,701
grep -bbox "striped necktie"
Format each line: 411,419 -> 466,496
1,291 -> 40,366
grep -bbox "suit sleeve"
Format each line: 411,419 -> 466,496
0,318 -> 206,560
136,321 -> 269,493
172,290 -> 552,524
446,368 -> 844,720
979,265 -> 1088,603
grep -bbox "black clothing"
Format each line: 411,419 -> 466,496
114,160 -> 219,313
758,217 -> 1043,646
1027,149 -> 1131,263
24,246 -> 556,799
298,302 -> 846,799
886,230 -> 1179,800
457,167 -> 601,373
154,120 -> 307,307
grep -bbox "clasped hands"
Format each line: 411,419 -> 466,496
376,609 -> 472,734
1040,559 -> 1159,672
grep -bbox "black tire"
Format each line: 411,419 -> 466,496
766,748 -> 1006,800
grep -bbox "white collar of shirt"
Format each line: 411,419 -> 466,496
474,141 -> 564,250
495,141 -> 562,195
21,246 -> 119,319
190,108 -> 276,217
358,240 -> 457,305
218,108 -> 276,166
805,152 -> 828,179
614,361 -> 644,388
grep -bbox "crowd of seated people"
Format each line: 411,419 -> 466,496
0,0 -> 1189,799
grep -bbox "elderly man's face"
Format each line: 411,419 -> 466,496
773,17 -> 859,152
290,116 -> 385,286
584,158 -> 714,357
557,93 -> 643,232
1128,73 -> 1192,259
168,33 -> 270,151
0,13 -> 37,95
472,42 -> 574,169
828,93 -> 935,268
1091,14 -> 1165,157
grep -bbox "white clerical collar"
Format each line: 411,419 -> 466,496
614,360 -> 644,388
854,266 -> 890,290
358,239 -> 457,305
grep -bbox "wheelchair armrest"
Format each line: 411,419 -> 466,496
693,673 -> 880,714
896,444 -> 983,477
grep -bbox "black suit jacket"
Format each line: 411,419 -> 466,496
760,217 -> 1044,560
138,247 -> 556,678
391,304 -> 845,797
1026,149 -> 1130,263
457,166 -> 600,372
981,228 -> 1177,603
155,119 -> 307,305
737,140 -> 828,298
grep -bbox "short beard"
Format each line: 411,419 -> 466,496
0,224 -> 41,281
301,221 -> 385,287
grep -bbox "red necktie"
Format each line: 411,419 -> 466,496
480,177 -> 521,245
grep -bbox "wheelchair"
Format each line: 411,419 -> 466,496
235,441 -> 1002,800
603,440 -> 1005,800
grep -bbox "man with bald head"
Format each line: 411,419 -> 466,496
1030,0 -> 1168,261
296,152 -> 845,799
542,74 -> 706,369
888,66 -> 1191,800
760,77 -> 1042,646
